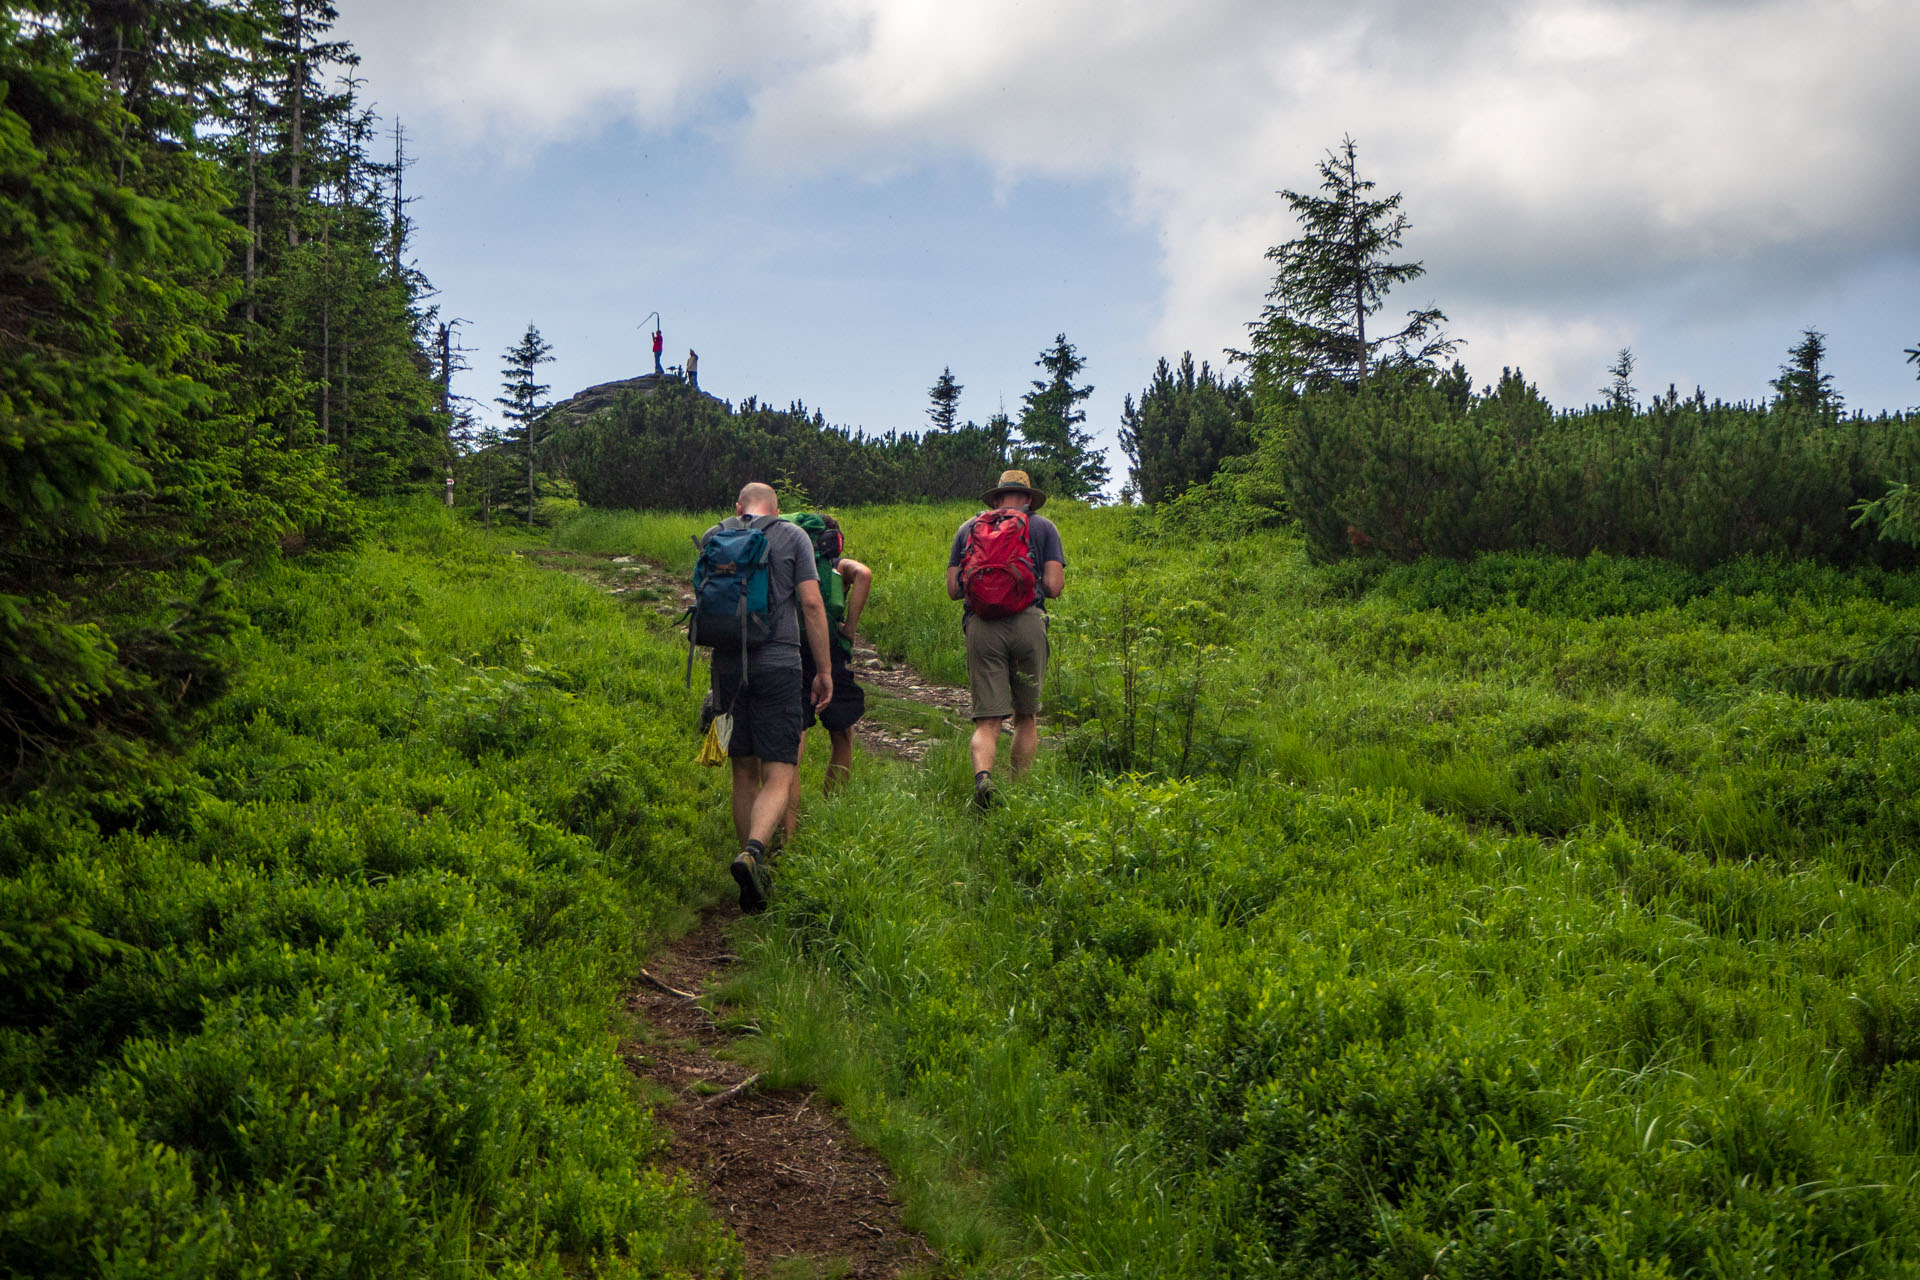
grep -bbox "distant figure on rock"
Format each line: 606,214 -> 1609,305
948,469 -> 1066,809
783,512 -> 871,844
652,327 -> 664,377
687,348 -> 699,390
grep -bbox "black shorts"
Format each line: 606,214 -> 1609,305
801,644 -> 867,733
710,664 -> 805,765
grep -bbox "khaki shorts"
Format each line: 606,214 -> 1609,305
964,607 -> 1048,720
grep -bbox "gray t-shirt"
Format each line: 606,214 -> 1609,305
949,509 -> 1066,617
705,515 -> 818,675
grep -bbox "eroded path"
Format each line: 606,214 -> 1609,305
530,545 -> 965,1277
623,910 -> 939,1278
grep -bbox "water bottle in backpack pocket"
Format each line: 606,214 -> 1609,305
960,508 -> 1038,619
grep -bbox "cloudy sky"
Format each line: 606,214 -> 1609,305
340,0 -> 1920,481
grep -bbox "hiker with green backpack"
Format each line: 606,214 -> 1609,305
782,512 -> 871,844
689,482 -> 833,912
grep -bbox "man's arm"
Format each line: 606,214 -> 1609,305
946,564 -> 964,601
1042,560 -> 1065,600
838,558 -> 873,640
796,579 -> 833,710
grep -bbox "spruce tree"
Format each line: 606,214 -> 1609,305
0,12 -> 251,786
498,325 -> 555,523
1244,135 -> 1455,393
1016,334 -> 1107,500
1603,348 -> 1637,412
928,367 -> 963,432
1771,328 -> 1841,415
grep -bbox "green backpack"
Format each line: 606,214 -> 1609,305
786,512 -> 849,653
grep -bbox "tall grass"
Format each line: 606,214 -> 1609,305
717,499 -> 1920,1276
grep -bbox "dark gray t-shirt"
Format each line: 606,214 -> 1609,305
948,509 -> 1066,616
705,516 -> 818,675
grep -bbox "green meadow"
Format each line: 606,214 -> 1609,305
1,508 -> 740,1277
7,498 -> 1920,1277
675,501 -> 1920,1277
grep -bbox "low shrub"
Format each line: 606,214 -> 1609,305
0,504 -> 740,1278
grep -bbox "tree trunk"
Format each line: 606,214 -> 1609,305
244,78 -> 259,327
287,0 -> 306,248
319,210 -> 331,444
438,323 -> 455,505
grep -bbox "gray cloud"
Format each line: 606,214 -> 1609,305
343,0 -> 1920,405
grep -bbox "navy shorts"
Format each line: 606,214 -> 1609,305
802,645 -> 867,733
710,664 -> 805,765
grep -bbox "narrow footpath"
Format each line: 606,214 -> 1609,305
623,911 -> 940,1277
530,546 -> 966,1277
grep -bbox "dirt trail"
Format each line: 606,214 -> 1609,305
625,910 -> 938,1278
530,546 -> 964,1277
529,547 -> 972,761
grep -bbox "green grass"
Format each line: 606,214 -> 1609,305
1,502 -> 742,1278
669,499 -> 1920,1277
16,492 -> 1914,1277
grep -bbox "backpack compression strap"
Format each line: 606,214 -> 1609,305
730,513 -> 780,705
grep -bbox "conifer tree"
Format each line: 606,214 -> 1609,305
1772,328 -> 1842,415
0,12 -> 252,785
498,325 -> 555,523
986,410 -> 1013,469
1016,334 -> 1107,499
1244,136 -> 1455,393
1120,353 -> 1254,504
1603,348 -> 1637,412
928,367 -> 963,432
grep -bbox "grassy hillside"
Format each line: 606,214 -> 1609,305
579,499 -> 1919,1277
1,506 -> 740,1278
11,494 -> 1918,1277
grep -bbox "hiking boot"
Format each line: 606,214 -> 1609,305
972,770 -> 999,811
730,850 -> 771,914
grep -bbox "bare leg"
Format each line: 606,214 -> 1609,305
970,717 -> 1004,776
825,728 -> 854,794
1011,714 -> 1039,778
730,757 -> 761,847
782,735 -> 807,846
749,762 -> 797,848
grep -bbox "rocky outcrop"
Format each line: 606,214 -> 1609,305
546,373 -> 721,426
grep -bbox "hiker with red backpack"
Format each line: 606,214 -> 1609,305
782,512 -> 872,844
690,482 -> 834,912
947,469 -> 1067,808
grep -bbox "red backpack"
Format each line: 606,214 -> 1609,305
960,509 -> 1038,618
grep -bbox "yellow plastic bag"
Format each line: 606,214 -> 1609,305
696,713 -> 733,766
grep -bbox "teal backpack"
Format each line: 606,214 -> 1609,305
686,514 -> 779,685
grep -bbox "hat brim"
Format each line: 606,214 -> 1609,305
982,484 -> 1047,511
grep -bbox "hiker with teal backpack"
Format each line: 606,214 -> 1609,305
948,469 -> 1066,808
690,482 -> 833,912
782,512 -> 872,844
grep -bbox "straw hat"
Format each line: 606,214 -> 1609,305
982,469 -> 1047,511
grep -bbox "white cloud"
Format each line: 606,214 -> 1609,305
343,0 -> 1920,402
